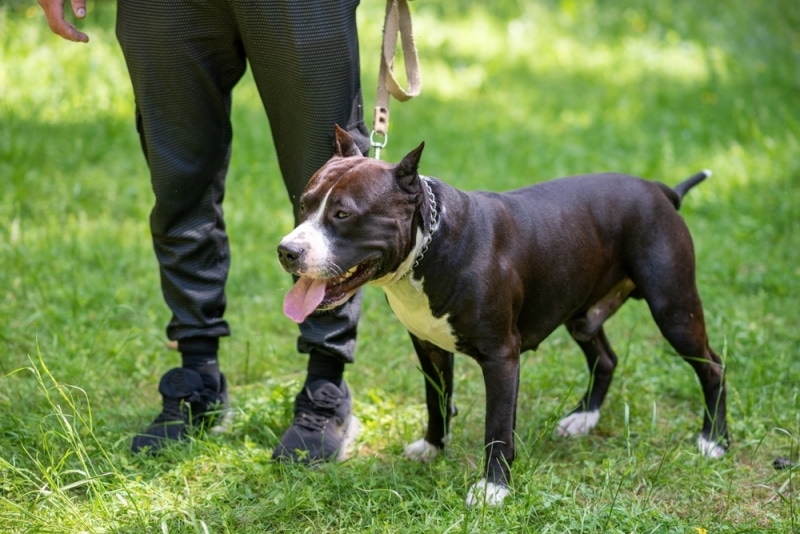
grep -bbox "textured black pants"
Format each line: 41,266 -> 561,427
116,0 -> 369,363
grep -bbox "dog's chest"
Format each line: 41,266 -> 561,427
383,275 -> 458,353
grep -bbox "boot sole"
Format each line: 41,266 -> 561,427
336,415 -> 361,461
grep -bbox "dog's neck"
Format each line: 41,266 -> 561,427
370,176 -> 441,287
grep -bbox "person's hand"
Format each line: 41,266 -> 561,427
38,0 -> 89,43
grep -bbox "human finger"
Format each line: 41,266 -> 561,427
70,0 -> 87,19
37,0 -> 90,43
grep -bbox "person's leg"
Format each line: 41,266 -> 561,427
116,0 -> 245,452
234,0 -> 369,461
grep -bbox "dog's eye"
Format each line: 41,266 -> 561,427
335,211 -> 351,219
298,202 -> 306,214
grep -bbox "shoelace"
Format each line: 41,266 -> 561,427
293,386 -> 341,432
153,389 -> 220,427
154,377 -> 204,425
153,396 -> 190,424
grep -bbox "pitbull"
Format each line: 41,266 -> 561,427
277,126 -> 728,506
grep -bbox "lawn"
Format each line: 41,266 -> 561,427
1,1 -> 798,532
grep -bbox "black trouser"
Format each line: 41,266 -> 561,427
116,0 -> 369,363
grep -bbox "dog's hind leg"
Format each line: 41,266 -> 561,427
647,292 -> 729,458
628,203 -> 728,457
557,324 -> 618,437
404,335 -> 456,463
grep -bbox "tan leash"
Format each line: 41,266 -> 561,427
371,0 -> 422,159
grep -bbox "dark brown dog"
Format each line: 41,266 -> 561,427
278,126 -> 727,505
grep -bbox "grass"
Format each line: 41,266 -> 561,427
1,0 -> 799,531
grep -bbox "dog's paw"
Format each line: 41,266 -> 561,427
557,410 -> 600,437
404,439 -> 440,463
697,435 -> 726,459
465,478 -> 510,507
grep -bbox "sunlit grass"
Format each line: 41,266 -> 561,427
1,7 -> 130,121
415,4 -> 721,103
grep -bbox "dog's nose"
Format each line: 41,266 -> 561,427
277,241 -> 304,271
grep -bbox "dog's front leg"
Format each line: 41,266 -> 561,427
466,355 -> 520,507
403,334 -> 455,463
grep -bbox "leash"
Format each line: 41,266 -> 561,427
371,0 -> 422,160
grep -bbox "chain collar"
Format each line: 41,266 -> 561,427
413,177 -> 439,268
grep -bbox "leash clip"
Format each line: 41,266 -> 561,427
370,130 -> 388,160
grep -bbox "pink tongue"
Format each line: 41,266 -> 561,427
284,277 -> 327,323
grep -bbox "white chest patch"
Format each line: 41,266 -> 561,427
382,274 -> 458,353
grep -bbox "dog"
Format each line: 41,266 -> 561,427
277,126 -> 728,506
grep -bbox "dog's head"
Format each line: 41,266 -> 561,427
278,125 -> 427,323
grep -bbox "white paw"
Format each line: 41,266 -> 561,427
696,435 -> 726,459
557,410 -> 600,437
465,478 -> 510,507
404,439 -> 440,463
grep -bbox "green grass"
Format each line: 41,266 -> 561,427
2,0 -> 798,531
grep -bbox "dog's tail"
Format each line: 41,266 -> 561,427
664,169 -> 711,209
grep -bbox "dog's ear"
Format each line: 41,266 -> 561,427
394,142 -> 425,190
333,124 -> 363,158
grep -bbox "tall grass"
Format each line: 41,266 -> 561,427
2,1 -> 798,532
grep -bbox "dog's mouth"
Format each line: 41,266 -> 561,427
284,260 -> 380,323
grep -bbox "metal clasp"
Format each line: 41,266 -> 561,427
370,130 -> 388,160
